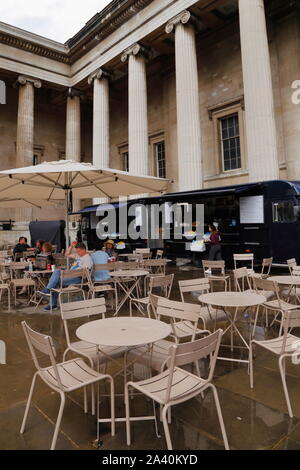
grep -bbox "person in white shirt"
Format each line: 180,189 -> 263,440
38,242 -> 93,311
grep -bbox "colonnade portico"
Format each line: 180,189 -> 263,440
13,0 -> 281,224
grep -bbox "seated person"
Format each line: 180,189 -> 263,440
102,239 -> 116,259
38,242 -> 93,311
36,242 -> 54,268
13,237 -> 30,260
91,247 -> 110,282
26,239 -> 46,261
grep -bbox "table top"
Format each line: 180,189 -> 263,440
27,270 -> 53,275
110,270 -> 149,278
199,291 -> 266,308
76,317 -> 172,347
269,276 -> 300,286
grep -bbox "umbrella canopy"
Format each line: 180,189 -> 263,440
0,160 -> 170,200
0,160 -> 172,247
0,198 -> 54,209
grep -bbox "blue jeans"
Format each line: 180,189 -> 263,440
47,270 -> 81,307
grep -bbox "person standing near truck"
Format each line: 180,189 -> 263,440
207,224 -> 222,261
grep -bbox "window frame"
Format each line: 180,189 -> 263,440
220,113 -> 241,173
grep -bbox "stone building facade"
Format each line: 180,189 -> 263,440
0,0 -> 299,233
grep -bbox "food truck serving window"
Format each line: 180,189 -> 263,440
272,201 -> 296,223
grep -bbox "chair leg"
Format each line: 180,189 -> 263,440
62,348 -> 70,362
91,385 -> 95,416
249,342 -> 254,387
50,392 -> 66,451
125,383 -> 131,446
279,356 -> 293,418
129,300 -> 133,317
209,384 -> 229,450
108,376 -> 115,437
84,387 -> 88,414
20,372 -> 38,434
162,405 -> 172,450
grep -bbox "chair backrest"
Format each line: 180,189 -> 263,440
252,277 -> 280,302
0,250 -> 8,258
22,321 -> 63,390
93,263 -> 115,273
202,260 -> 225,276
60,268 -> 88,288
260,257 -> 273,277
134,248 -> 151,259
281,311 -> 300,353
233,267 -> 252,292
36,255 -> 48,270
148,274 -> 174,298
14,252 -> 24,261
156,296 -> 203,340
164,330 -> 223,403
156,250 -> 164,259
292,266 -> 300,277
233,253 -> 254,270
142,259 -> 167,274
115,261 -> 140,270
287,258 -> 297,274
53,254 -> 67,269
60,298 -> 106,346
178,278 -> 211,302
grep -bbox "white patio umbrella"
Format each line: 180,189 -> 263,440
0,160 -> 171,245
0,198 -> 54,209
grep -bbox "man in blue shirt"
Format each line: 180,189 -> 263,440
91,249 -> 111,281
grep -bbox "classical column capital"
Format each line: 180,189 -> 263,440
121,43 -> 152,63
16,75 -> 42,89
66,88 -> 85,100
88,68 -> 113,85
165,10 -> 200,34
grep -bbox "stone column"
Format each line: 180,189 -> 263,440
121,43 -> 149,176
166,11 -> 203,191
66,89 -> 81,213
239,0 -> 279,182
16,75 -> 41,223
88,70 -> 111,205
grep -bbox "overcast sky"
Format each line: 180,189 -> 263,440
0,0 -> 112,43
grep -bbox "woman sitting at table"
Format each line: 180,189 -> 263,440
102,240 -> 117,259
91,245 -> 111,282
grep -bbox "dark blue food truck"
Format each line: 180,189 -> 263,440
77,180 -> 300,266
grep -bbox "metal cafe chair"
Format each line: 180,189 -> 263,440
60,297 -> 125,415
233,253 -> 255,276
125,329 -> 229,450
20,321 -> 115,450
202,260 -> 230,291
249,310 -> 300,418
252,277 -> 299,333
130,274 -> 174,316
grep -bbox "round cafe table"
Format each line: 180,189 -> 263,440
110,270 -> 149,316
269,275 -> 300,302
199,291 -> 266,364
76,317 -> 172,426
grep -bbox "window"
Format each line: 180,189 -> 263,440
32,145 -> 45,166
272,202 -> 297,223
122,152 -> 129,172
155,141 -> 166,178
220,114 -> 241,171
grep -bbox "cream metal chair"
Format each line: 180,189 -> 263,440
202,260 -> 230,291
252,277 -> 299,333
10,264 -> 36,306
20,321 -> 115,450
287,258 -> 297,274
156,249 -> 164,259
252,257 -> 273,280
126,295 -> 210,375
49,268 -> 87,310
125,329 -> 229,450
249,310 -> 300,418
233,253 -> 255,276
134,248 -> 152,260
130,274 -> 174,317
179,277 -> 225,327
0,273 -> 10,311
88,265 -> 118,310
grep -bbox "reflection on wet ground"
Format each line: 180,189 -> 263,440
1,265 -> 300,450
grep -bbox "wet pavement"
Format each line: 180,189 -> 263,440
1,265 -> 300,450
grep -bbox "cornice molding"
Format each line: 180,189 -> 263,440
0,31 -> 70,64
